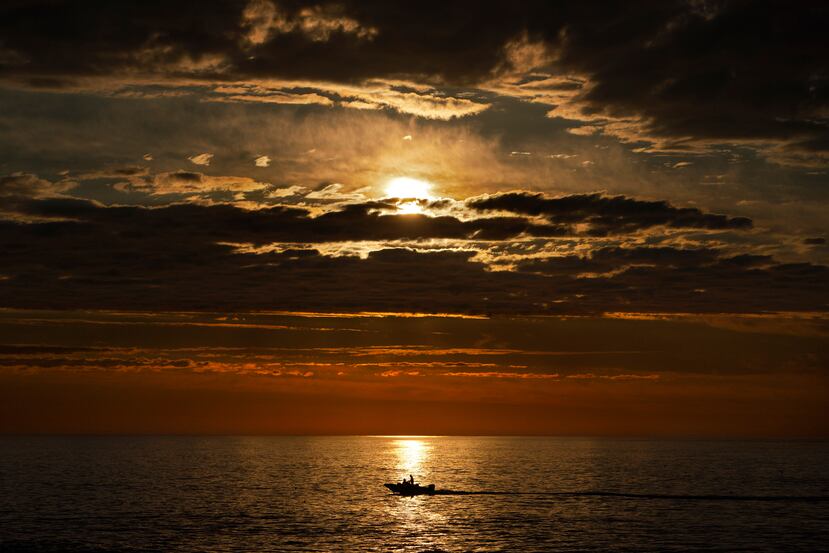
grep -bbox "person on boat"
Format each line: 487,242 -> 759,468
409,474 -> 414,485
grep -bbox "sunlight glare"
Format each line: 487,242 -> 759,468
385,177 -> 434,214
394,438 -> 429,474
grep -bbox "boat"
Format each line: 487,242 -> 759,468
384,481 -> 437,496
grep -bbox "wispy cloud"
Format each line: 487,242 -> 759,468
188,153 -> 213,166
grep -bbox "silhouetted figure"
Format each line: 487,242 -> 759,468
384,477 -> 437,496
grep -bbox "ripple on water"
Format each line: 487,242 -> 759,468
1,436 -> 828,552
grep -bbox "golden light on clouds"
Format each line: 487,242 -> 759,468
2,1 -> 829,443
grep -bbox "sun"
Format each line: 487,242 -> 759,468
385,177 -> 434,214
386,176 -> 433,199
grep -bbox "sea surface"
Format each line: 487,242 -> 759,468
1,436 -> 828,552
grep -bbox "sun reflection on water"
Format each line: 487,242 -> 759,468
385,437 -> 447,546
394,438 -> 430,476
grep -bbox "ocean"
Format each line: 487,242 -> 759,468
1,436 -> 828,552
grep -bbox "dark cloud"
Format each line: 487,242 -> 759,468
548,1 -> 829,158
0,344 -> 106,355
7,196 -> 568,242
804,237 -> 826,245
468,192 -> 752,235
0,197 -> 825,315
168,171 -> 202,183
0,1 -> 825,158
0,0 -> 521,84
518,246 -> 827,314
518,246 -> 722,276
5,185 -> 752,245
0,173 -> 70,198
74,166 -> 149,180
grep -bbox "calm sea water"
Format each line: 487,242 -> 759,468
1,436 -> 828,552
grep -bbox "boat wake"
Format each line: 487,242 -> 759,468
545,491 -> 829,502
400,489 -> 829,502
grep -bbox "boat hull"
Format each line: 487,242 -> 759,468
384,483 -> 436,496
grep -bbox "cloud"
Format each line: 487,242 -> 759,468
536,2 -> 829,164
188,153 -> 214,166
566,125 -> 602,136
241,0 -> 378,45
379,370 -> 421,377
334,85 -> 489,120
117,170 -> 269,195
0,2 -> 822,150
305,183 -> 369,201
268,184 -> 306,198
441,371 -> 559,379
0,192 -> 825,316
0,0 -> 824,164
468,192 -> 752,235
566,373 -> 660,381
0,1 -> 516,85
73,166 -> 150,180
517,246 -> 723,277
0,173 -> 72,199
254,155 -> 271,167
0,92 -> 519,196
215,88 -> 335,106
209,80 -> 489,120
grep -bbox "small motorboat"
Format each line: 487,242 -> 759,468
384,481 -> 437,496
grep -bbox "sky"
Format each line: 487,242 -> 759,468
1,0 -> 827,436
